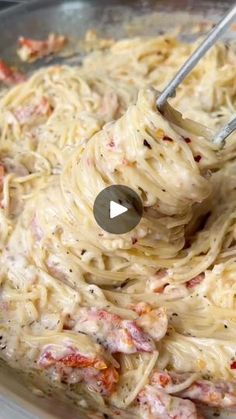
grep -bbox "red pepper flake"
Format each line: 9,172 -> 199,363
184,137 -> 191,143
122,158 -> 129,166
194,155 -> 202,162
163,136 -> 173,142
132,237 -> 138,245
108,140 -> 115,148
230,361 -> 236,369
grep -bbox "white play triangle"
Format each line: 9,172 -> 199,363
110,200 -> 128,219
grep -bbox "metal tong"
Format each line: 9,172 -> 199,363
156,4 -> 236,148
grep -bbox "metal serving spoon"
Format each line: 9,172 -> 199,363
156,4 -> 236,148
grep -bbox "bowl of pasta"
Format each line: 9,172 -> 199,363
0,0 -> 236,418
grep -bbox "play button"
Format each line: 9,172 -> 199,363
93,185 -> 143,234
110,201 -> 128,219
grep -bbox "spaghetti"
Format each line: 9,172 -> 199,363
0,32 -> 236,417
